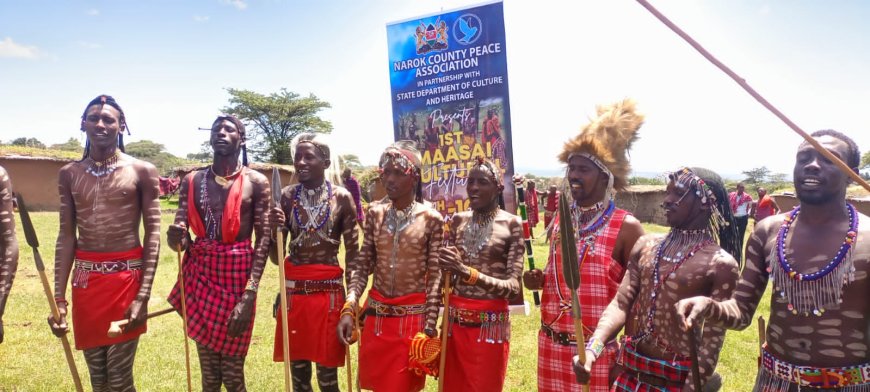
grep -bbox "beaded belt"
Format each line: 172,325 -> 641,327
364,298 -> 426,317
449,307 -> 508,327
617,337 -> 690,388
761,345 -> 870,388
75,259 -> 143,274
285,278 -> 343,295
541,323 -> 592,346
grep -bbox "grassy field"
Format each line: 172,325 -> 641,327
0,212 -> 768,391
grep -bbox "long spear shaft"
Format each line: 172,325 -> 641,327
635,0 -> 870,192
437,273 -> 451,392
558,193 -> 590,392
176,248 -> 193,392
16,194 -> 84,392
514,181 -> 541,307
272,168 -> 293,392
688,323 -> 703,391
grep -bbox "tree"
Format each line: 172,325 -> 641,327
222,88 -> 332,164
50,137 -> 84,153
339,154 -> 363,171
741,166 -> 771,185
11,137 -> 46,149
186,141 -> 213,163
125,140 -> 193,176
862,150 -> 870,170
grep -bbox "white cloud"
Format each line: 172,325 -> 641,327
0,37 -> 42,59
76,41 -> 102,49
220,0 -> 247,10
86,8 -> 99,16
193,15 -> 210,22
759,4 -> 772,15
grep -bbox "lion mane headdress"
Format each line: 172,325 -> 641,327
557,98 -> 644,195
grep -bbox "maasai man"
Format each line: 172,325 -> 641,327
678,130 -> 870,392
268,133 -> 359,392
438,158 -> 524,391
752,187 -> 780,223
526,180 -> 540,238
0,165 -> 19,344
342,167 -> 365,226
544,184 -> 559,239
166,114 -> 271,392
337,141 -> 443,392
575,167 -> 740,391
49,95 -> 161,391
523,99 -> 645,392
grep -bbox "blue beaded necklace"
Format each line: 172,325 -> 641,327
771,203 -> 858,316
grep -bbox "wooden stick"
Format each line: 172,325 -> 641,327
757,316 -> 766,362
635,0 -> 870,193
437,273 -> 451,392
688,322 -> 703,392
176,249 -> 193,392
37,253 -> 84,392
345,339 -> 354,392
276,230 -> 293,392
573,317 -> 590,392
107,307 -> 175,338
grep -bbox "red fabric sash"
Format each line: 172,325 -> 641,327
186,168 -> 246,243
75,247 -> 143,262
449,295 -> 509,312
284,262 -> 343,281
367,289 -> 426,306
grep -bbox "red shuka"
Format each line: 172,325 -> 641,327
71,247 -> 145,350
443,295 -> 510,392
273,263 -> 345,367
359,290 -> 427,392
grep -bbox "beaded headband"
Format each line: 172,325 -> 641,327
669,167 -> 726,228
379,147 -> 421,177
296,139 -> 330,159
470,157 -> 503,187
212,114 -> 246,136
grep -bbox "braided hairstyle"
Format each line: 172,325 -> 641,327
80,95 -> 129,160
688,167 -> 742,264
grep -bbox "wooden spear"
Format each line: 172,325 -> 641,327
272,167 -> 293,392
107,307 -> 175,338
16,194 -> 84,392
176,246 -> 193,392
635,0 -> 870,193
558,193 -> 590,392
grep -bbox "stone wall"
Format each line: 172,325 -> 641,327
0,156 -> 72,211
615,185 -> 667,226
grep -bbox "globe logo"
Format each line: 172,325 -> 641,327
453,13 -> 482,45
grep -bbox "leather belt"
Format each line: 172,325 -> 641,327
541,323 -> 580,346
74,259 -> 143,274
285,278 -> 343,295
363,298 -> 426,318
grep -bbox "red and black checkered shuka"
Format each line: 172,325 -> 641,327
538,209 -> 630,392
612,339 -> 690,392
168,238 -> 255,357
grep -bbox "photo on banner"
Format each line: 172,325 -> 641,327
386,0 -> 516,220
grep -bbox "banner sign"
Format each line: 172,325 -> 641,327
386,1 -> 515,218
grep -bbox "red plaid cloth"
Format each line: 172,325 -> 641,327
728,191 -> 753,215
538,209 -> 629,392
612,338 -> 690,392
168,238 -> 255,357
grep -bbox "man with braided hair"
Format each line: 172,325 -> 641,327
167,114 -> 271,391
268,133 -> 359,392
677,130 -> 870,392
0,165 -> 18,344
438,158 -> 524,391
337,141 -> 443,392
49,95 -> 162,391
575,167 -> 740,391
523,99 -> 645,392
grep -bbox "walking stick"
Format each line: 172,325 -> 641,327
757,316 -> 766,366
513,179 -> 541,307
437,273 -> 451,392
345,339 -> 354,392
16,194 -> 84,392
688,322 -> 703,392
272,168 -> 293,392
176,247 -> 193,392
635,0 -> 870,193
558,193 -> 590,392
107,307 -> 175,338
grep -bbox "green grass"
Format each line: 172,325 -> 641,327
0,213 -> 767,391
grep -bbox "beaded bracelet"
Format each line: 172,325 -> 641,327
244,278 -> 259,293
585,337 -> 605,359
463,267 -> 480,286
340,301 -> 357,319
54,297 -> 68,306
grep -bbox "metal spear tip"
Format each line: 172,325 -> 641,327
16,193 -> 39,248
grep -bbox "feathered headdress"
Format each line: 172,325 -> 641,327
558,98 -> 644,192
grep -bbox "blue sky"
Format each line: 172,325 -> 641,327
1,0 -> 868,178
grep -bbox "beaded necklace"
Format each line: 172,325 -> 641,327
769,204 -> 858,316
632,230 -> 714,346
199,170 -> 222,240
289,181 -> 337,248
462,208 -> 499,260
85,150 -> 123,177
210,163 -> 243,186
